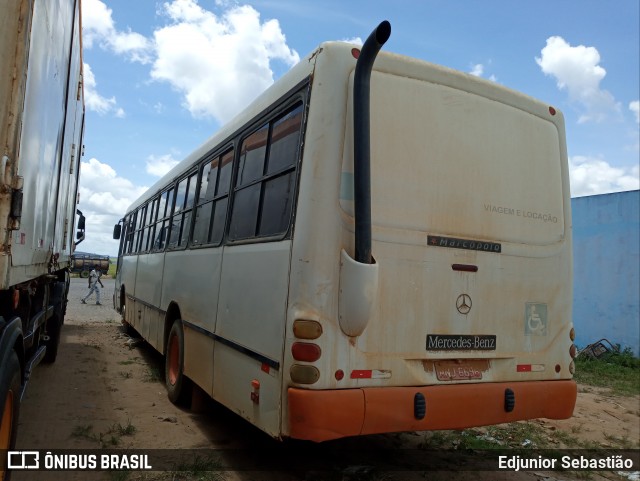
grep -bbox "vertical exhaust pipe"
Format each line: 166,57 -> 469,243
338,22 -> 390,337
353,20 -> 391,264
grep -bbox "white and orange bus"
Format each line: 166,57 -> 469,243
113,22 -> 576,442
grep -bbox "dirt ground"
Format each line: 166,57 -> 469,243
11,278 -> 640,481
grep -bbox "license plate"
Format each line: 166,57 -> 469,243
434,360 -> 489,381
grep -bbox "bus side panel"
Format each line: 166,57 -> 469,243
216,242 -> 291,363
213,342 -> 282,436
162,249 -> 222,331
163,249 -> 221,394
213,241 -> 292,437
133,254 -> 162,307
121,254 -> 139,329
131,253 -> 163,351
183,328 -> 214,397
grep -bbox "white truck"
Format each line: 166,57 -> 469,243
0,0 -> 85,464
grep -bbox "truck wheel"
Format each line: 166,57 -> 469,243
165,320 -> 191,406
80,270 -> 89,278
0,351 -> 21,479
43,305 -> 63,363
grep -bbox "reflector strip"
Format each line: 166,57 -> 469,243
517,364 -> 545,372
350,369 -> 391,379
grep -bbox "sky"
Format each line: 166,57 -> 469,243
78,0 -> 639,256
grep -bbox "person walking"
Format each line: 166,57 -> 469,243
81,268 -> 104,305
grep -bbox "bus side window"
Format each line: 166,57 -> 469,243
193,149 -> 233,246
120,215 -> 130,254
126,214 -> 136,254
193,157 -> 218,245
144,198 -> 158,252
153,188 -> 174,251
266,104 -> 303,174
210,150 -> 233,244
180,172 -> 198,246
134,205 -> 147,253
259,103 -> 302,236
168,177 -> 188,248
237,125 -> 268,187
169,172 -> 197,248
229,102 -> 303,241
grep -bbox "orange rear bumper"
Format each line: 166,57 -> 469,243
288,380 -> 577,442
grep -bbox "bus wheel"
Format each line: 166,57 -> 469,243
165,320 -> 192,406
0,351 -> 21,479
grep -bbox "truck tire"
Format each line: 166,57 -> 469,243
0,351 -> 21,480
165,320 -> 192,406
80,270 -> 90,278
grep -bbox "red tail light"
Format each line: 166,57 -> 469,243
292,342 -> 321,362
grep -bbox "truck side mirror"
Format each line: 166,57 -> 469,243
75,209 -> 86,245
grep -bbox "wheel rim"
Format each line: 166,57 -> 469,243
0,389 -> 14,450
168,334 -> 179,386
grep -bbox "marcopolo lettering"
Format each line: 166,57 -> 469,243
427,235 -> 501,253
426,334 -> 497,351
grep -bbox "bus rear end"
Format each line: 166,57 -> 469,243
286,43 -> 575,441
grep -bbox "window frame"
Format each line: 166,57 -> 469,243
151,187 -> 176,252
133,205 -> 147,253
166,168 -> 199,251
190,145 -> 235,249
226,94 -> 307,245
119,78 -> 310,255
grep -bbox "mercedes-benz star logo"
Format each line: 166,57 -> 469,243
456,294 -> 472,315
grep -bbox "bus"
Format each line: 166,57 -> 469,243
113,21 -> 576,442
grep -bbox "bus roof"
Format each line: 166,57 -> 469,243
123,41 -> 562,215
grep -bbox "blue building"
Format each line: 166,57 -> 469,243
571,190 -> 640,355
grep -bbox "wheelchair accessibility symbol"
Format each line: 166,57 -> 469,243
525,302 -> 548,336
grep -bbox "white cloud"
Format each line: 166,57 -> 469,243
83,63 -> 124,116
630,100 -> 639,123
82,0 -> 152,63
341,36 -> 363,46
146,154 -> 180,177
81,0 -> 113,48
470,63 -> 484,77
82,0 -> 299,123
150,0 -> 299,123
77,158 -> 148,255
536,36 -> 620,123
569,156 -> 639,197
469,62 -> 497,82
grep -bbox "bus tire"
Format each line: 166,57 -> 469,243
0,351 -> 21,479
165,320 -> 191,406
